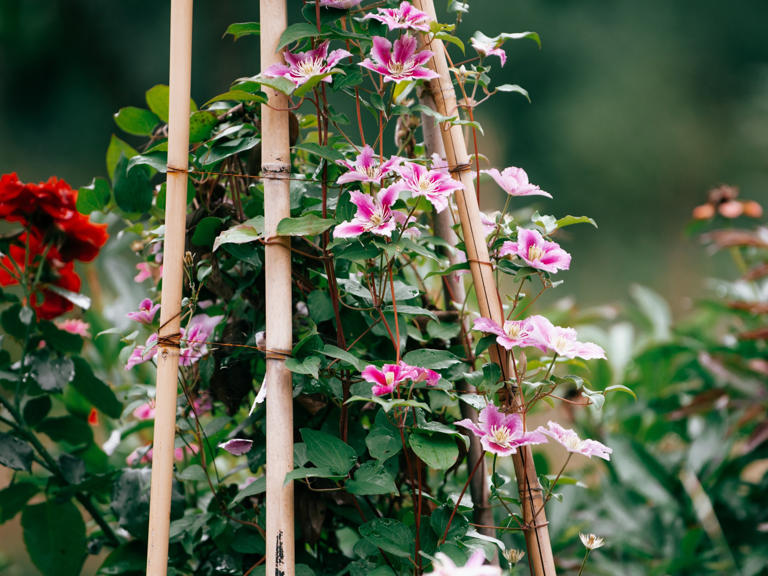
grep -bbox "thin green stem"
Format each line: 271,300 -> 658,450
577,549 -> 592,576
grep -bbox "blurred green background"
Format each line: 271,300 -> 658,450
1,0 -> 767,307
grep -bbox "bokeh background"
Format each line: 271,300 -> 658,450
1,0 -> 767,573
2,0 -> 767,311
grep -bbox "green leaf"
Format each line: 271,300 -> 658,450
113,155 -> 152,213
409,433 -> 459,470
22,500 -> 86,576
145,84 -> 196,123
359,518 -> 413,559
0,432 -> 34,471
189,110 -> 218,143
98,541 -> 146,576
223,21 -> 260,41
285,356 -> 322,379
402,348 -> 460,370
232,476 -> 266,505
278,23 -> 327,49
213,216 -> 264,251
277,214 -> 336,236
178,464 -> 207,482
106,135 -> 138,181
198,135 -> 260,166
71,357 -> 123,419
204,90 -> 267,107
555,215 -> 598,230
435,31 -> 465,53
308,291 -> 335,324
411,104 -> 456,124
37,416 -> 93,447
383,304 -> 438,322
111,469 -> 184,539
366,410 -> 402,461
22,396 -> 52,426
346,461 -> 398,495
500,30 -> 542,49
127,152 -> 167,174
430,506 -> 468,541
301,428 -> 357,475
284,466 -> 341,483
321,344 -> 364,371
256,75 -> 296,95
77,177 -> 111,214
604,384 -> 637,400
30,354 -> 75,392
495,84 -> 530,102
114,106 -> 160,136
293,142 -> 345,163
346,395 -> 431,414
191,216 -> 224,248
0,482 -> 38,522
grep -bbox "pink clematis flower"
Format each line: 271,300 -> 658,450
125,333 -> 158,370
179,314 -> 224,366
427,549 -> 501,576
362,1 -> 432,32
528,316 -> 606,360
470,33 -> 507,67
396,162 -> 463,213
399,361 -> 440,387
537,421 -> 612,461
480,211 -> 499,238
264,41 -> 352,88
499,227 -> 571,274
55,318 -> 90,338
361,363 -> 412,396
134,262 -> 153,283
127,443 -> 198,466
473,316 -> 541,351
318,0 -> 361,8
455,404 -> 546,457
127,298 -> 160,324
218,438 -> 254,456
336,145 -> 402,185
481,167 -> 551,198
333,184 -> 402,238
133,402 -> 156,420
359,35 -> 438,84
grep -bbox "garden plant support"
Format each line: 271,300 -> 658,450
145,0 -> 194,574
413,0 -> 557,573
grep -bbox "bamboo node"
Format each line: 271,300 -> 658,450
157,333 -> 183,349
262,162 -> 291,180
467,257 -> 494,269
166,165 -> 188,174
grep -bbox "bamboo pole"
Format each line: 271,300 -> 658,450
419,90 -> 495,544
146,0 -> 193,574
414,1 -> 557,573
260,0 -> 295,574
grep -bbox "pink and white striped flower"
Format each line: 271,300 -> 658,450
528,316 -> 606,360
133,402 -> 156,420
179,314 -> 224,366
473,316 -> 540,351
481,167 -> 551,198
396,162 -> 463,213
361,363 -> 412,396
537,421 -> 612,460
470,33 -> 507,67
318,0 -> 361,8
359,35 -> 438,84
127,298 -> 160,325
399,361 -> 440,387
333,184 -> 402,238
336,145 -> 402,185
264,41 -> 352,88
455,404 -> 547,457
362,1 -> 432,32
427,549 -> 501,576
499,227 -> 571,274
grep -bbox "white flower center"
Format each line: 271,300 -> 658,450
368,208 -> 386,229
297,58 -> 325,78
504,323 -> 522,340
364,165 -> 380,178
388,60 -> 406,75
385,371 -> 395,387
564,435 -> 582,451
527,244 -> 545,262
552,334 -> 569,354
489,425 -> 512,448
417,176 -> 434,194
